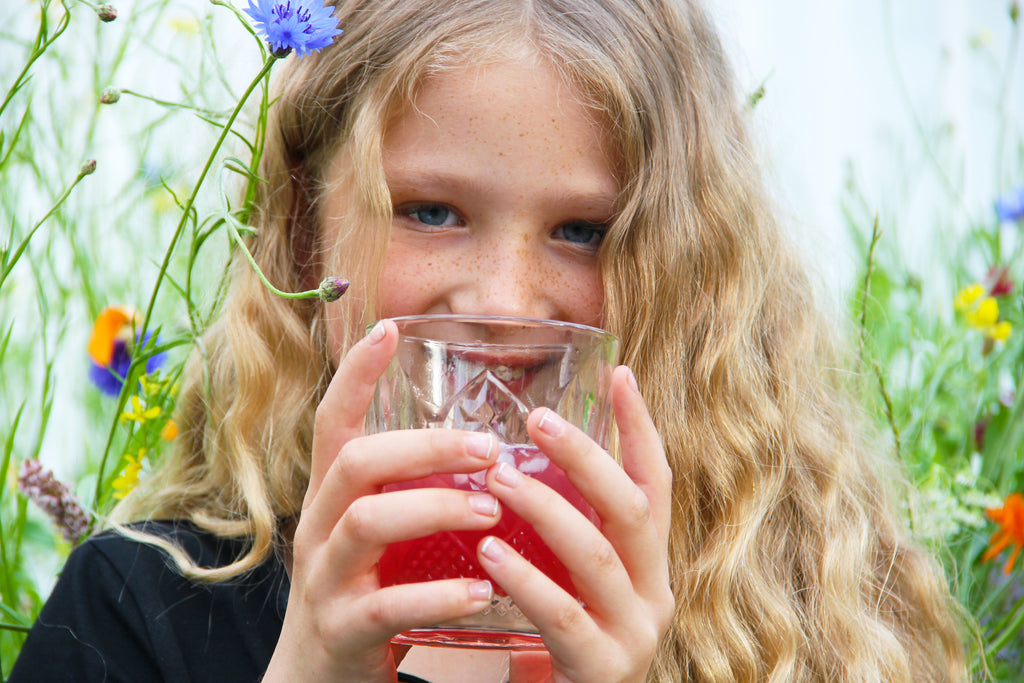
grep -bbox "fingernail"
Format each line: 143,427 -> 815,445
480,536 -> 507,563
367,321 -> 386,344
494,461 -> 522,488
625,366 -> 639,393
537,408 -> 566,438
468,493 -> 499,517
468,580 -> 493,601
466,432 -> 494,459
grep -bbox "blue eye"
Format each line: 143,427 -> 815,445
555,222 -> 606,248
402,204 -> 461,227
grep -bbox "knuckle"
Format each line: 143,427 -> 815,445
624,487 -> 653,528
654,586 -> 677,630
427,428 -> 456,458
363,593 -> 401,630
341,498 -> 374,541
332,440 -> 363,482
587,540 -> 621,575
552,601 -> 586,633
313,399 -> 329,427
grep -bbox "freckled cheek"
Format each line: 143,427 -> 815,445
540,263 -> 604,327
378,242 -> 453,318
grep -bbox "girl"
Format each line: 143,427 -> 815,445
12,0 -> 968,681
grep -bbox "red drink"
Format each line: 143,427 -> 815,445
378,444 -> 597,647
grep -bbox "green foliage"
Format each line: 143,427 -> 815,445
847,6 -> 1024,675
0,0 -> 286,674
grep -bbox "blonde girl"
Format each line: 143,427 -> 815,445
13,0 -> 967,681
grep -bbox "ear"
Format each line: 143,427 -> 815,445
288,162 -> 321,292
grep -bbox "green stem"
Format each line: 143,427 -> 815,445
217,164 -> 320,301
857,214 -> 882,364
872,360 -> 902,464
0,622 -> 30,634
225,216 -> 320,300
119,88 -> 230,120
0,0 -> 70,121
985,580 -> 1024,660
1,164 -> 93,290
93,53 -> 280,509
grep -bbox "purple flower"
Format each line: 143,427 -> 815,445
18,459 -> 91,544
87,307 -> 165,397
244,0 -> 343,58
996,186 -> 1024,223
88,333 -> 165,396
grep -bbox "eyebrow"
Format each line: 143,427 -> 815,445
385,168 -> 619,214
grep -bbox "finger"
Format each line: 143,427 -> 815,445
323,486 -> 501,580
525,400 -> 666,596
303,429 -> 497,537
484,461 -> 634,617
476,534 -> 599,649
348,578 -> 496,649
612,365 -> 673,550
308,319 -> 398,504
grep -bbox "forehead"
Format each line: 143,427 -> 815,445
381,56 -> 620,196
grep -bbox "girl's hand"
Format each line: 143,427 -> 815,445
264,320 -> 502,683
486,366 -> 674,683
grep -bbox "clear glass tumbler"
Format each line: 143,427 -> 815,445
366,314 -> 619,649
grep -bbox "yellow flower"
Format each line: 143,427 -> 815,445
167,15 -> 201,35
954,284 -> 985,312
954,285 -> 1012,343
990,321 -> 1012,342
112,450 -> 145,500
966,297 -> 999,328
120,395 -> 162,423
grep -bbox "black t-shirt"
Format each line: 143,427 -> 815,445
9,521 -> 430,682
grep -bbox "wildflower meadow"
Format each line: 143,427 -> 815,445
1,0 -> 1023,679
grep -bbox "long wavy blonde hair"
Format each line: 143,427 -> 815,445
112,0 -> 968,679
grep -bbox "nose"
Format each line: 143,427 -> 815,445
449,241 -> 553,320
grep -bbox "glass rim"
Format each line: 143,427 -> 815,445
375,314 -> 617,341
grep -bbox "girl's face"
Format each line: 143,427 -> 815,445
328,54 -> 618,340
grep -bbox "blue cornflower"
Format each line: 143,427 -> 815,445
244,0 -> 343,58
87,307 -> 166,397
995,186 -> 1024,223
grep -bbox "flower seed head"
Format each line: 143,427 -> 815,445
100,87 -> 121,104
96,4 -> 118,22
18,459 -> 91,544
318,276 -> 350,302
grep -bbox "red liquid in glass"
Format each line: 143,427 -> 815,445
378,445 -> 596,597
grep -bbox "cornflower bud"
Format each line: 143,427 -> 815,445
100,87 -> 121,104
96,4 -> 118,22
80,159 -> 97,176
318,276 -> 350,302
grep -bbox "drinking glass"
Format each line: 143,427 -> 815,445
366,314 -> 619,648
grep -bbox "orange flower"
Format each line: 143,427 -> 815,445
983,492 -> 1024,574
161,420 -> 178,441
87,306 -> 137,366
